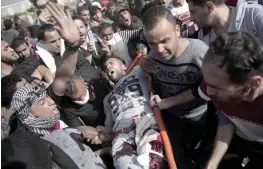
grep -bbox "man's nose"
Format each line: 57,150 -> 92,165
155,44 -> 164,53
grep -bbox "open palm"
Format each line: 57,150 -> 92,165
46,2 -> 80,47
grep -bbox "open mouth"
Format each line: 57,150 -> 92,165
80,34 -> 85,39
110,70 -> 115,75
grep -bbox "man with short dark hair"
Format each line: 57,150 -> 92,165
11,37 -> 32,59
199,31 -> 263,169
90,5 -> 113,28
140,5 -> 208,168
1,19 -> 19,44
13,16 -> 30,37
115,5 -> 143,30
1,40 -> 19,77
10,37 -> 54,82
78,4 -> 92,28
187,0 -> 263,44
98,23 -> 147,66
106,2 -> 117,21
38,24 -> 62,60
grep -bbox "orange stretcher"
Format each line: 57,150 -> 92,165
126,53 -> 177,169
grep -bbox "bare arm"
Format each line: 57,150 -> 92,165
46,2 -> 81,96
51,48 -> 79,96
159,90 -> 197,110
206,112 -> 235,169
31,65 -> 54,85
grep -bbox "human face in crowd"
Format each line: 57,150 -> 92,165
92,9 -> 103,22
15,19 -> 22,27
1,40 -> 19,63
74,19 -> 87,42
79,10 -> 91,26
118,10 -> 132,27
160,0 -> 172,7
143,18 -> 180,61
100,27 -> 114,43
202,60 -> 256,102
107,5 -> 116,18
188,2 -> 214,29
14,42 -> 31,58
104,58 -> 126,82
42,30 -> 61,55
31,96 -> 59,118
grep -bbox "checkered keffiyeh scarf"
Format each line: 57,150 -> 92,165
11,85 -> 60,136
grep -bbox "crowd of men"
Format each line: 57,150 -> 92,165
1,0 -> 263,169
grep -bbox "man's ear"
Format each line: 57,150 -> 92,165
204,1 -> 214,15
122,64 -> 127,72
175,24 -> 181,37
249,76 -> 262,89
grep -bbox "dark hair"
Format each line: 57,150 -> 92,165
90,5 -> 101,16
186,0 -> 222,6
1,74 -> 23,107
28,25 -> 40,38
66,75 -> 81,96
72,15 -> 86,26
140,1 -> 160,17
98,22 -> 113,34
142,5 -> 176,30
38,24 -> 56,41
4,19 -> 13,29
13,16 -> 20,22
77,3 -> 91,15
107,1 -> 116,8
36,10 -> 42,16
103,54 -> 126,70
204,31 -> 263,84
11,37 -> 28,49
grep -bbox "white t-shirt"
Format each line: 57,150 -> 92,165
103,67 -> 153,131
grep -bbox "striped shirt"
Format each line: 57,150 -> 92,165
118,29 -> 141,44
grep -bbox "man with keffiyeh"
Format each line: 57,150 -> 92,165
2,2 -> 106,169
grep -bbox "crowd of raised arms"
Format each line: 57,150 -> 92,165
1,0 -> 263,169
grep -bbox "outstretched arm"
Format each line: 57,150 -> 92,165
45,2 -> 81,96
31,65 -> 54,85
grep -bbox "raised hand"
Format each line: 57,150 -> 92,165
46,2 -> 80,47
97,37 -> 112,57
39,10 -> 52,24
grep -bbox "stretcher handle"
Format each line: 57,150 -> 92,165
126,53 -> 177,169
147,74 -> 177,169
125,52 -> 143,74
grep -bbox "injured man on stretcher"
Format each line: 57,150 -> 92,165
86,56 -> 167,169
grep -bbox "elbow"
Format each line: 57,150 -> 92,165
217,123 -> 235,144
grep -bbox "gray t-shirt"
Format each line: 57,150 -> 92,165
148,38 -> 208,120
103,67 -> 152,131
199,2 -> 263,44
